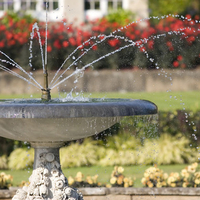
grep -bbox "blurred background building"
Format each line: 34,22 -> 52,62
0,0 -> 148,23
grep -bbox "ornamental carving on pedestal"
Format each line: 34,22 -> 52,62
13,150 -> 83,200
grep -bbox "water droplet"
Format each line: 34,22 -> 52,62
150,58 -> 154,62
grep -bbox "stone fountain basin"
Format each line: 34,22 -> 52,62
0,99 -> 157,142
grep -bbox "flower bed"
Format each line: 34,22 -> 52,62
1,164 -> 200,199
1,13 -> 200,71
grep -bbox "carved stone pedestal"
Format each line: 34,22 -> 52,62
12,142 -> 83,200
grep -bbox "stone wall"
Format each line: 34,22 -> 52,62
0,69 -> 200,95
1,187 -> 200,200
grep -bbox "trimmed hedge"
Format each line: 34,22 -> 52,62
5,133 -> 198,170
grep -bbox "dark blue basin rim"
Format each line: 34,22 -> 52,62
0,99 -> 157,118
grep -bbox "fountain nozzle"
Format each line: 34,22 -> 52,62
41,88 -> 51,101
41,65 -> 51,101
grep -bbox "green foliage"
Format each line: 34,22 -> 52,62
97,133 -> 198,166
60,139 -> 98,168
8,148 -> 34,170
6,132 -> 198,170
1,11 -> 36,26
105,9 -> 135,26
138,134 -> 198,165
0,155 -> 8,170
149,0 -> 191,17
159,110 -> 200,145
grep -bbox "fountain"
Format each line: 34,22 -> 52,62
0,3 -> 157,200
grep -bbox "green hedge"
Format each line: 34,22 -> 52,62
5,133 -> 198,170
159,110 -> 200,145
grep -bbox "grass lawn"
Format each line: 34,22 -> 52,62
0,90 -> 199,112
1,164 -> 198,187
88,91 -> 200,112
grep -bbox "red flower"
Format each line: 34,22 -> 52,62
99,35 -> 105,40
108,39 -> 119,47
141,31 -> 148,39
69,37 -> 76,46
84,41 -> 90,46
148,40 -> 154,49
135,40 -> 142,47
78,45 -> 84,49
76,36 -> 82,46
140,46 -> 146,52
92,45 -> 97,50
6,32 -> 13,40
0,25 -> 6,31
8,40 -> 15,46
53,40 -> 61,49
187,36 -> 195,43
166,41 -> 174,51
92,26 -> 100,32
185,14 -> 192,20
99,27 -> 106,32
47,45 -> 52,52
173,61 -> 179,68
166,41 -> 172,47
0,41 -> 5,48
63,41 -> 69,47
135,30 -> 140,35
177,55 -> 183,61
129,34 -> 135,40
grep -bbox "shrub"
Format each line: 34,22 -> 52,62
60,139 -> 98,168
0,155 -> 7,170
8,148 -> 34,170
149,0 -> 193,18
98,133 -> 198,166
138,134 -> 198,165
159,110 -> 200,145
104,9 -> 135,26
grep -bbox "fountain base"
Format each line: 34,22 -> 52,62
12,142 -> 83,200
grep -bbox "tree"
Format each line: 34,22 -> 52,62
149,0 -> 192,17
